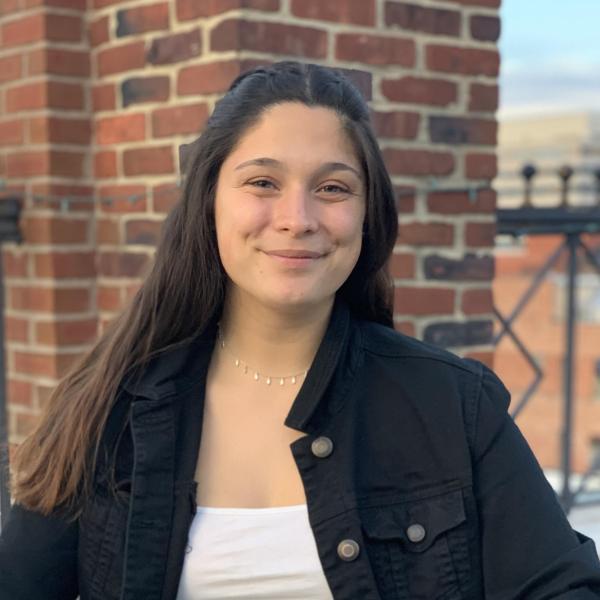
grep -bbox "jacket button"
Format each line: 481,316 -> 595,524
406,523 -> 426,543
311,436 -> 333,458
337,539 -> 360,561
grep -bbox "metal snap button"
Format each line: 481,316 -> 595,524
337,539 -> 360,561
311,436 -> 333,458
406,523 -> 426,543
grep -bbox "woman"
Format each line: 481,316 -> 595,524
1,61 -> 599,600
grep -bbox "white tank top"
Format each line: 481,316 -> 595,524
175,503 -> 335,599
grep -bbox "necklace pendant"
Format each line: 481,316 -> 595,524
266,376 -> 272,385
235,359 -> 240,367
254,372 -> 259,381
291,376 -> 296,384
279,378 -> 285,386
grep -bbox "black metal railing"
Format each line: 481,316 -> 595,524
495,164 -> 600,514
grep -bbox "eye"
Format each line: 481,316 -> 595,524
248,178 -> 276,189
318,184 -> 351,195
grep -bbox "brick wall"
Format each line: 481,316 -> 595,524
0,0 -> 501,443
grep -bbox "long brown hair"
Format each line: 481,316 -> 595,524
11,61 -> 398,517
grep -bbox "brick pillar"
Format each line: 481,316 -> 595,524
0,0 -> 94,444
0,0 -> 501,443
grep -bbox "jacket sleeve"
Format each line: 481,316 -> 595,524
0,503 -> 79,600
472,363 -> 600,599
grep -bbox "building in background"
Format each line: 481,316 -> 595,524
494,110 -> 600,475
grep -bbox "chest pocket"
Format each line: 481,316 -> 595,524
360,488 -> 469,600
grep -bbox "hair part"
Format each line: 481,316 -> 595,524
11,61 -> 398,517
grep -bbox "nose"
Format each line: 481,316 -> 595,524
272,186 -> 318,235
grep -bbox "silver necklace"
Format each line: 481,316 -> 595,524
217,324 -> 308,386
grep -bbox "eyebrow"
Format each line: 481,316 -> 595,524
234,157 -> 363,181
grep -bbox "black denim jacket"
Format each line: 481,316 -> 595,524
1,301 -> 600,600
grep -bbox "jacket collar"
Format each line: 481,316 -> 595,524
120,299 -> 354,433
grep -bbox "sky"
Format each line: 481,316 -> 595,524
499,0 -> 600,117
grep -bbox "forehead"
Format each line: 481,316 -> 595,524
224,102 -> 359,169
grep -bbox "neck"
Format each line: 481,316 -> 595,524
217,291 -> 334,377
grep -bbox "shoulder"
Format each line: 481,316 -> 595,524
355,319 -> 511,413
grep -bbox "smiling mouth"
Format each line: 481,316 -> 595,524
264,249 -> 325,259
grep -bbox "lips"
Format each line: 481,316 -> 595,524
264,249 -> 324,258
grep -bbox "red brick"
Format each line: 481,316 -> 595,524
426,45 -> 499,76
429,116 -> 497,145
291,0 -> 374,25
123,146 -> 174,176
394,186 -> 415,213
385,2 -> 460,36
6,151 -> 48,177
7,379 -> 33,407
470,14 -> 501,41
336,33 -> 415,66
45,13 -> 83,42
9,286 -> 90,312
0,0 -> 21,15
96,113 -> 146,145
97,41 -> 145,76
14,351 -> 80,379
394,320 -> 416,337
22,216 -> 88,244
469,83 -> 499,112
178,59 -> 244,96
94,151 -> 118,178
211,19 -> 327,59
461,288 -> 493,315
0,55 -> 22,83
371,110 -> 419,140
152,104 -> 208,138
5,317 -> 29,344
34,251 -> 95,278
383,149 -> 455,176
1,13 -> 44,46
98,285 -> 122,311
98,184 -> 147,213
427,188 -> 496,214
117,3 -> 169,37
98,251 -> 150,277
88,15 -> 109,47
389,252 -> 416,279
92,83 -> 116,112
2,13 -> 82,46
465,221 -> 496,247
121,76 -> 169,107
0,119 -> 24,145
394,286 -> 455,315
7,81 -> 83,111
36,318 -> 98,345
96,218 -> 121,244
463,350 -> 494,369
381,76 -> 457,107
29,117 -> 91,145
436,0 -> 500,6
398,222 -> 454,246
465,152 -> 497,179
3,250 -> 28,277
125,219 -> 162,245
24,0 -> 87,9
28,48 -> 90,77
152,183 -> 180,213
147,29 -> 201,65
176,0 -> 279,20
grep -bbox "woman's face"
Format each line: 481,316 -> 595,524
214,101 -> 366,314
